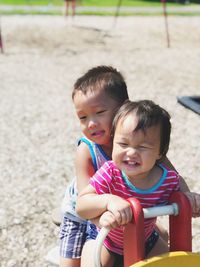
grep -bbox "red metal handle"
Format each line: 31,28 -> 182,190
169,191 -> 192,252
124,197 -> 145,267
124,192 -> 192,266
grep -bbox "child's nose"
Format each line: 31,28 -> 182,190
127,147 -> 137,156
88,119 -> 97,129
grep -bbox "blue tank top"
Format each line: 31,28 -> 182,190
61,137 -> 110,223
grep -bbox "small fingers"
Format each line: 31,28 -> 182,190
113,207 -> 132,226
99,211 -> 119,229
119,207 -> 132,225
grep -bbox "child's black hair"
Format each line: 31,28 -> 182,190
72,66 -> 129,105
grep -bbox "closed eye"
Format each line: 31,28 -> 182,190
79,116 -> 87,120
117,142 -> 128,148
139,145 -> 151,150
96,110 -> 106,115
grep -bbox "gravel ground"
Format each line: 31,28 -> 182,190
0,15 -> 199,267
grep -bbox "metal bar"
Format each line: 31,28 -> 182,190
143,203 -> 179,219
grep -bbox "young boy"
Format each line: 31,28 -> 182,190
59,66 -> 200,267
59,66 -> 129,267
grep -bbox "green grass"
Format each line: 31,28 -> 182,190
0,0 -> 199,16
77,0 -> 168,7
0,0 -> 186,7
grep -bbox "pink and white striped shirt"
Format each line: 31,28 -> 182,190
90,160 -> 180,255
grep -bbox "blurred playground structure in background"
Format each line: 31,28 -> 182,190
0,1 -> 200,53
0,0 -> 173,53
0,19 -> 3,53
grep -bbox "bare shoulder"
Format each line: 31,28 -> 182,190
75,140 -> 95,181
76,140 -> 91,159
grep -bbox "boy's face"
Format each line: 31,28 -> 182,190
112,112 -> 161,182
73,89 -> 119,148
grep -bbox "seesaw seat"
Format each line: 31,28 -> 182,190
131,251 -> 200,267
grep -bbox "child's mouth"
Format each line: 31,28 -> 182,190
91,130 -> 104,137
123,160 -> 140,167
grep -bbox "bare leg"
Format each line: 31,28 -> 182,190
65,1 -> 69,16
60,257 -> 80,267
155,222 -> 169,243
72,0 -> 76,16
146,236 -> 169,258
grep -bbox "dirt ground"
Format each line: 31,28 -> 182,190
0,15 -> 199,267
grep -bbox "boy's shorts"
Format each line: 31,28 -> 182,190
59,215 -> 87,258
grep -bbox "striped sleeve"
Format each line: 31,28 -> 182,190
90,161 -> 114,194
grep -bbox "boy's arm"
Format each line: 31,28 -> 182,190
75,142 -> 96,193
184,192 -> 200,218
163,156 -> 190,192
164,157 -> 200,217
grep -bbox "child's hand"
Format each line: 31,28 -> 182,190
99,211 -> 119,229
185,192 -> 200,217
107,195 -> 132,226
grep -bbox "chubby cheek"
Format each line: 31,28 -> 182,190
81,126 -> 89,138
111,147 -> 117,162
106,115 -> 115,129
143,152 -> 158,166
109,110 -> 116,120
112,147 -> 123,164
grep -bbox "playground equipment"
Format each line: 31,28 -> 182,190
115,0 -> 170,48
161,0 -> 170,48
177,96 -> 200,115
0,17 -> 3,53
94,192 -> 200,267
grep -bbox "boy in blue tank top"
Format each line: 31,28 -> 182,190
59,66 -> 129,267
59,65 -> 200,267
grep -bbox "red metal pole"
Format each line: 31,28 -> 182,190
113,0 -> 122,27
0,19 -> 3,53
123,198 -> 145,267
169,191 -> 192,252
161,0 -> 170,48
